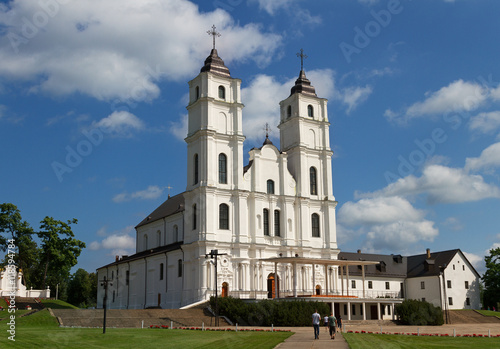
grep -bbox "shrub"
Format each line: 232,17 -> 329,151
395,299 -> 444,326
210,296 -> 330,326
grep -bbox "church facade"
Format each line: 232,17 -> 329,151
97,46 -> 480,318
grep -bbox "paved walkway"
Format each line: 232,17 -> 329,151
275,327 -> 349,349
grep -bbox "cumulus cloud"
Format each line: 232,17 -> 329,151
92,111 -> 145,136
0,0 -> 282,102
338,196 -> 438,253
365,164 -> 500,204
386,80 -> 489,125
341,85 -> 372,113
170,113 -> 189,141
249,0 -> 321,24
465,142 -> 500,173
463,252 -> 485,274
113,185 -> 164,203
469,111 -> 500,135
89,225 -> 136,256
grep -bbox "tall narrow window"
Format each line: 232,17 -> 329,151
126,270 -> 129,286
465,281 -> 469,289
195,86 -> 200,100
144,234 -> 148,250
219,153 -> 227,184
352,280 -> 356,288
287,105 -> 292,118
385,282 -> 390,290
192,204 -> 197,230
310,167 -> 317,195
368,281 -> 373,289
267,180 -> 275,194
263,209 -> 269,236
312,213 -> 320,237
178,259 -> 183,277
219,204 -> 229,229
307,105 -> 314,117
173,225 -> 178,242
447,280 -> 452,288
448,297 -> 453,306
193,154 -> 199,184
160,263 -> 164,280
218,85 -> 225,100
274,210 -> 280,237
157,230 -> 161,247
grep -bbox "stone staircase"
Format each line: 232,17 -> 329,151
448,310 -> 500,324
51,308 -> 228,328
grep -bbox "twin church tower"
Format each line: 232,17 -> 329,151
98,28 -> 339,309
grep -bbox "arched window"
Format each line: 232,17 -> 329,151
312,213 -> 320,237
144,234 -> 148,250
219,153 -> 227,184
219,203 -> 229,229
310,167 -> 317,195
263,209 -> 269,236
193,154 -> 199,184
173,225 -> 178,242
307,104 -> 314,117
274,210 -> 280,237
195,86 -> 200,100
287,105 -> 292,118
192,204 -> 197,230
218,85 -> 226,100
266,179 -> 275,194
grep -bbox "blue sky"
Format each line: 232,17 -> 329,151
1,0 -> 499,275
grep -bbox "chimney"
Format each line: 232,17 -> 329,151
357,249 -> 361,254
426,248 -> 431,259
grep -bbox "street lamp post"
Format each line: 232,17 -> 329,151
205,249 -> 227,327
100,276 -> 113,334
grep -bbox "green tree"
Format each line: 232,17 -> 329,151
67,268 -> 97,308
0,203 -> 39,287
482,247 -> 500,309
38,217 -> 86,291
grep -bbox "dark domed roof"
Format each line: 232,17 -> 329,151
290,70 -> 317,97
200,49 -> 231,78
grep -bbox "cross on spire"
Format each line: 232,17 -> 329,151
264,123 -> 271,138
207,25 -> 221,50
296,48 -> 308,71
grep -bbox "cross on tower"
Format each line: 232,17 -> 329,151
296,48 -> 308,71
264,123 -> 271,138
207,25 -> 221,50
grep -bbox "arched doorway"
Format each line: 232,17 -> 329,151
315,285 -> 321,296
221,282 -> 229,298
267,273 -> 279,298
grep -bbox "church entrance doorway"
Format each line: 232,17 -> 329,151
221,282 -> 228,297
315,285 -> 321,295
267,273 -> 279,298
370,305 -> 378,320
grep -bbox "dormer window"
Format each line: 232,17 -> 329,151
307,105 -> 314,117
287,105 -> 292,118
218,85 -> 226,100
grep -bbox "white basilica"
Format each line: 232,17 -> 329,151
97,42 -> 480,320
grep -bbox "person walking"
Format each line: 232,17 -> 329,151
323,314 -> 329,332
328,312 -> 337,339
312,309 -> 321,339
337,315 -> 342,332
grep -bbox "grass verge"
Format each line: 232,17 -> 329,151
41,299 -> 79,309
343,332 -> 500,349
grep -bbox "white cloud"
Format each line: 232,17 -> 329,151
0,0 -> 282,101
442,217 -> 463,231
251,0 -> 296,15
465,142 -> 500,173
113,185 -> 164,203
463,252 -> 485,275
338,196 -> 425,226
249,0 -> 321,24
386,80 -> 488,125
469,111 -> 500,134
341,85 -> 372,113
93,111 -> 145,136
367,164 -> 500,204
170,113 -> 189,141
338,196 -> 438,253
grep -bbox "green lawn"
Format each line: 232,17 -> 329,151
0,310 -> 293,348
476,309 -> 500,318
343,332 -> 500,349
41,299 -> 79,309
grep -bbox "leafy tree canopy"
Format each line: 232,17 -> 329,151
482,247 -> 500,309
